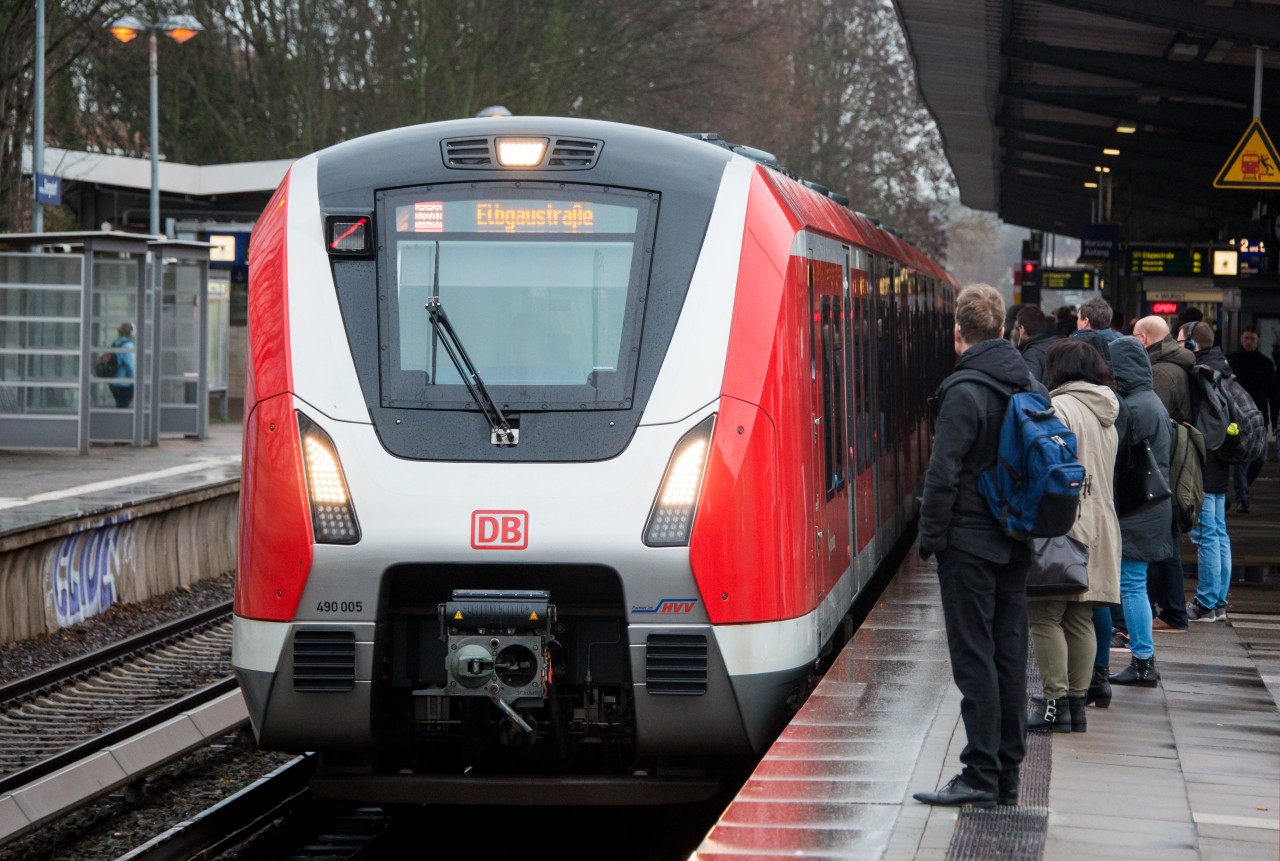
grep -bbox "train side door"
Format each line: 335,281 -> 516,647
847,253 -> 875,556
809,257 -> 851,603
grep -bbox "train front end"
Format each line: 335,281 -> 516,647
231,118 -> 802,804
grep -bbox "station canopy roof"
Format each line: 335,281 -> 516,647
892,0 -> 1280,242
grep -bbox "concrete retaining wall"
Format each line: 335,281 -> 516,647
0,484 -> 238,646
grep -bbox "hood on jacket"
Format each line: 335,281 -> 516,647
957,337 -> 1037,390
1051,380 -> 1119,428
1109,335 -> 1154,394
1195,345 -> 1232,376
1149,335 -> 1194,370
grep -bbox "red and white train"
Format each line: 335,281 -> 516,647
232,116 -> 957,805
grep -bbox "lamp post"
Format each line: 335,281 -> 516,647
109,14 -> 202,236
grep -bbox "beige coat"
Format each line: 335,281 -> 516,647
1044,381 -> 1122,605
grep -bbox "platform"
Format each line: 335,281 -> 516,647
696,459 -> 1280,860
0,422 -> 242,543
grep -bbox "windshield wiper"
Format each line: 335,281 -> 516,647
424,296 -> 517,446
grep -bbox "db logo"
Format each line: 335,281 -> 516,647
471,510 -> 529,550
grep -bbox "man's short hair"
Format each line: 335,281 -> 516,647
955,284 -> 1005,344
1179,321 -> 1214,349
1016,306 -> 1047,337
1242,324 -> 1259,336
1078,296 -> 1113,330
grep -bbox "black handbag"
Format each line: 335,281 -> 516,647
1026,534 -> 1090,596
1115,429 -> 1172,516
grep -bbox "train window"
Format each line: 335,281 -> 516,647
376,184 -> 656,410
820,294 -> 847,497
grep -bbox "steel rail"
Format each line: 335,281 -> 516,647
0,600 -> 233,705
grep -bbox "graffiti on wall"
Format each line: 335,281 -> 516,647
45,522 -> 128,628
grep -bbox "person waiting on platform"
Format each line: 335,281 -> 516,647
914,284 -> 1042,809
1015,305 -> 1057,383
1108,336 -> 1174,687
1027,339 -> 1121,733
109,322 -> 135,409
1227,325 -> 1278,513
1180,322 -> 1234,622
1073,296 -> 1121,343
1133,315 -> 1194,633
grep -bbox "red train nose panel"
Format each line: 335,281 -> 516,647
235,394 -> 313,620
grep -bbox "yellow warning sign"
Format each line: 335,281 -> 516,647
528,611 -> 539,621
1214,119 -> 1280,188
453,611 -> 464,620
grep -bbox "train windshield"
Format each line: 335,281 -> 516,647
377,184 -> 657,411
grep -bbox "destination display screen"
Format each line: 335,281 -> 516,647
1126,245 -> 1205,276
1038,268 -> 1093,291
394,199 -> 639,235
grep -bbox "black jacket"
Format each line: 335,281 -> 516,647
1227,348 -> 1279,426
1192,346 -> 1233,493
1110,336 -> 1175,561
1017,331 -> 1057,383
919,338 -> 1044,563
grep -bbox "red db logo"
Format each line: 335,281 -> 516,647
471,510 -> 529,550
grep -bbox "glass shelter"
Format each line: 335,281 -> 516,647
0,232 -> 212,453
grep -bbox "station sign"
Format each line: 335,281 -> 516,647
1078,224 -> 1120,263
1214,119 -> 1280,189
1038,268 -> 1094,291
1125,245 -> 1205,277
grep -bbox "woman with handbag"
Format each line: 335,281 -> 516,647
1028,339 -> 1122,733
1108,336 -> 1175,688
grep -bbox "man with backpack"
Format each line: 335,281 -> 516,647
1179,322 -> 1236,622
914,284 -> 1048,810
1227,325 -> 1278,513
1134,315 -> 1196,633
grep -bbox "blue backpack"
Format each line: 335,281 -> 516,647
942,372 -> 1086,539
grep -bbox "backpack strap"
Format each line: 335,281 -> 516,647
940,369 -> 1015,400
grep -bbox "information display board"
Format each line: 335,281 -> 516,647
1126,245 -> 1205,276
1039,268 -> 1094,291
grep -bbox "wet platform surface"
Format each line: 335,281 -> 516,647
0,422 -> 242,543
697,459 -> 1280,860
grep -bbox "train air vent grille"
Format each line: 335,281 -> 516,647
293,629 -> 356,692
443,138 -> 494,168
645,633 -> 708,695
548,138 -> 601,169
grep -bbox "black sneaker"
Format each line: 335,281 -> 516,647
1186,601 -> 1216,623
1109,630 -> 1130,648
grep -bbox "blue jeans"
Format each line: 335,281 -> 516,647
1120,557 -> 1153,660
1191,493 -> 1232,610
1092,606 -> 1111,669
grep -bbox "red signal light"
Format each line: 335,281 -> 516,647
1023,262 -> 1037,273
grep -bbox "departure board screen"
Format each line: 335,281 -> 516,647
1126,245 -> 1205,276
1039,269 -> 1093,290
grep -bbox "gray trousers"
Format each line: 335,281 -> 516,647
1029,600 -> 1097,699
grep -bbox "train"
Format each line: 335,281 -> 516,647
231,116 -> 957,805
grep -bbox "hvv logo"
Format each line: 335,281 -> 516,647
471,510 -> 528,550
632,598 -> 699,614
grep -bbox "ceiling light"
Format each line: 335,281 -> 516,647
1084,181 -> 1099,189
1115,122 -> 1137,134
1103,148 -> 1121,156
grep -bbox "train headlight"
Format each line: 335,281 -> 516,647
298,412 -> 361,545
643,415 -> 715,547
495,137 -> 548,167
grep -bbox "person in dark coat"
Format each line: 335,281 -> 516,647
1134,315 -> 1195,632
1227,325 -> 1278,512
1108,336 -> 1174,687
1179,322 -> 1233,622
914,284 -> 1043,810
1015,305 -> 1057,382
